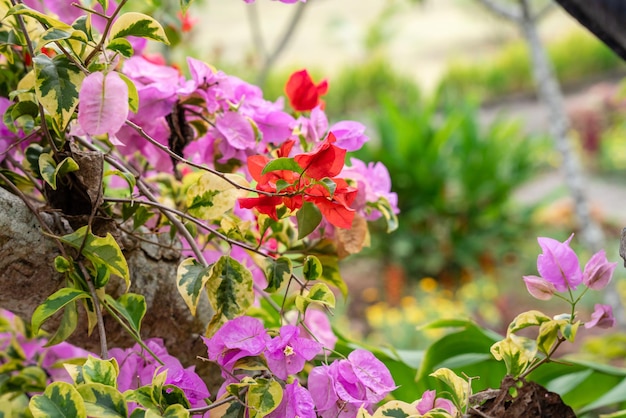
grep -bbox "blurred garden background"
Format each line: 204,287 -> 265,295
166,0 -> 626,370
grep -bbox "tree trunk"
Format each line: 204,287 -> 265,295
518,0 -> 604,253
0,186 -> 220,388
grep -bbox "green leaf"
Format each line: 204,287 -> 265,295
261,157 -> 303,175
316,254 -> 348,299
263,256 -> 292,293
373,197 -> 399,233
33,54 -> 84,130
110,12 -> 169,45
7,4 -> 73,31
104,293 -> 146,336
429,368 -> 469,412
507,310 -> 551,336
113,72 -> 139,113
104,169 -> 136,196
297,201 -> 322,240
186,173 -> 248,220
537,320 -> 561,355
59,226 -> 130,290
29,381 -> 86,418
106,38 -> 134,58
206,256 -> 254,336
163,404 -> 190,418
306,282 -> 336,307
490,335 -> 535,378
46,299 -> 79,346
38,26 -> 87,49
302,255 -> 322,282
39,153 -> 79,190
31,287 -> 90,334
176,258 -> 211,316
77,383 -> 127,417
81,356 -> 119,387
560,320 -> 580,343
54,256 -> 72,273
246,378 -> 282,418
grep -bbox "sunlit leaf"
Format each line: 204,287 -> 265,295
246,378 -> 282,418
33,54 -> 84,130
104,293 -> 146,336
29,381 -> 86,418
59,226 -> 130,290
261,157 -> 303,175
206,256 -> 254,336
430,368 -> 469,412
77,383 -> 127,417
110,12 -> 169,44
176,258 -> 211,316
186,173 -> 249,220
31,287 -> 90,334
263,256 -> 292,293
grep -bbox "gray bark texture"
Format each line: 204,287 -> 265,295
0,186 -> 219,387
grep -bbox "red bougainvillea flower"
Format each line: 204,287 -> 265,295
295,132 -> 345,179
177,11 -> 199,32
239,133 -> 356,228
285,69 -> 328,112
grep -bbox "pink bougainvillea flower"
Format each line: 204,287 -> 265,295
585,304 -> 616,329
265,325 -> 322,380
340,158 -> 399,221
328,121 -> 368,151
536,234 -> 582,292
285,69 -> 328,112
109,338 -> 210,408
522,275 -> 557,301
267,381 -> 316,418
216,111 -> 255,150
582,250 -> 617,290
202,315 -> 270,373
309,349 -> 396,417
416,390 -> 457,416
78,71 -> 129,136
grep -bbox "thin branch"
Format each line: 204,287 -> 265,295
474,0 -> 522,22
124,120 -> 272,197
84,0 -> 128,65
77,261 -> 108,359
11,0 -> 35,57
533,1 -> 556,21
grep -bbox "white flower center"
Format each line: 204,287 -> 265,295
283,345 -> 295,356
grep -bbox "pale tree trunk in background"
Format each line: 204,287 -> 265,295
475,0 -> 604,253
475,0 -> 624,321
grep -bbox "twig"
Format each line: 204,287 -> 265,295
188,395 -> 240,414
77,261 -> 108,359
124,120 -> 271,196
84,0 -> 128,65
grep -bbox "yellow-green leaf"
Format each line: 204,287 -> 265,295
246,378 -> 282,418
176,258 -> 211,316
104,293 -> 146,336
31,287 -> 90,334
186,173 -> 249,220
29,381 -> 86,418
45,299 -> 79,346
263,256 -> 292,293
7,4 -> 73,31
33,54 -> 84,130
429,368 -> 469,412
110,12 -> 169,45
163,404 -> 190,418
77,383 -> 127,418
59,226 -> 130,290
490,335 -> 535,378
106,38 -> 134,58
537,320 -> 562,355
507,310 -> 551,336
39,153 -> 79,190
81,356 -> 119,387
205,256 -> 254,336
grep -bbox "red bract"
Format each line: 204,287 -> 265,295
295,132 -> 345,179
285,69 -> 328,112
240,135 -> 356,228
304,179 -> 356,229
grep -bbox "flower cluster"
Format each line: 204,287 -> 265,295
523,234 -> 617,329
109,339 -> 210,408
203,315 -> 396,416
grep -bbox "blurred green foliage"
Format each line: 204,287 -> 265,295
352,91 -> 549,282
438,29 -> 624,102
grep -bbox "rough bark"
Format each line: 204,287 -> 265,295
0,186 -> 218,385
